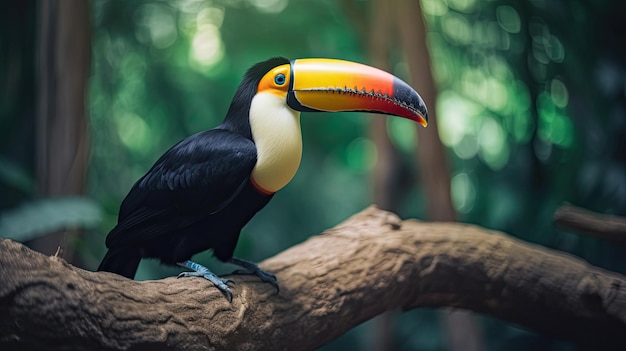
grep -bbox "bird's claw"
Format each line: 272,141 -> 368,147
178,271 -> 235,302
232,268 -> 276,281
227,257 -> 280,293
177,260 -> 236,302
231,268 -> 279,293
177,271 -> 233,283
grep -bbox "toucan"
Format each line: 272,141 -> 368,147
98,57 -> 428,301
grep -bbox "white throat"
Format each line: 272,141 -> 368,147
249,92 -> 302,193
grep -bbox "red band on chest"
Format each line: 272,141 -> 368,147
250,176 -> 275,195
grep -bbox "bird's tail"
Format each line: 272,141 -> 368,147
97,247 -> 141,279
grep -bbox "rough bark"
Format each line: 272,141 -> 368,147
1,206 -> 626,350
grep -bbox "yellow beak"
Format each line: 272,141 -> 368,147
286,58 -> 428,127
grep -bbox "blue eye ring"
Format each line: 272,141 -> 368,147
274,73 -> 286,85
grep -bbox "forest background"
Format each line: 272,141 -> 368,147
1,0 -> 625,350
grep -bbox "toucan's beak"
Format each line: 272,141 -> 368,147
286,58 -> 428,127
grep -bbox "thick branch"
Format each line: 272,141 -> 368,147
1,206 -> 626,350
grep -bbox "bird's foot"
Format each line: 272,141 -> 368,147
177,260 -> 234,302
228,257 -> 279,293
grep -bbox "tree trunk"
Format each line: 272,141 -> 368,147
32,0 -> 91,260
1,206 -> 625,350
394,0 -> 484,350
367,0 -> 402,349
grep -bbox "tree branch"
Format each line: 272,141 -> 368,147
554,204 -> 626,245
2,206 -> 626,350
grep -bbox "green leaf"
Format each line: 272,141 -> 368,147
0,197 -> 102,242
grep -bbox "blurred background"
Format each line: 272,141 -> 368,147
1,0 -> 625,350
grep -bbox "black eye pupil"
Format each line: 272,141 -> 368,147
275,74 -> 285,85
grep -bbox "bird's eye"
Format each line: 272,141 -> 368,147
274,73 -> 286,85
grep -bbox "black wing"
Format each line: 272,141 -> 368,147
105,128 -> 256,248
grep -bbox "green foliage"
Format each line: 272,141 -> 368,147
0,197 -> 102,242
426,0 -> 626,263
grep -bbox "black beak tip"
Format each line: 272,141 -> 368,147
417,100 -> 428,123
393,77 -> 428,125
